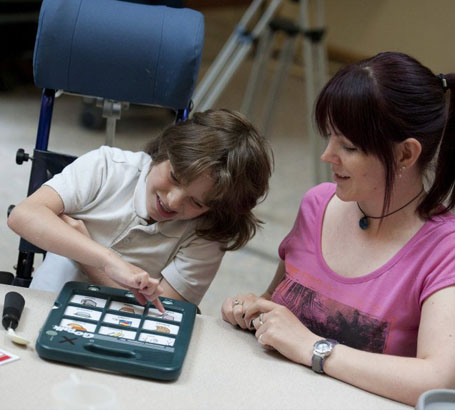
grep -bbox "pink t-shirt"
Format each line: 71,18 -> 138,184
272,183 -> 455,357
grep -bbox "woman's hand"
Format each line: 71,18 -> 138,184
244,298 -> 320,366
221,293 -> 261,329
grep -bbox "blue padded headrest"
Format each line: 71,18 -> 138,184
33,0 -> 204,110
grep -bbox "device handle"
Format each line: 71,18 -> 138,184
84,343 -> 136,358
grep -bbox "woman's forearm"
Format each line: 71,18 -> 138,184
324,344 -> 453,406
324,287 -> 455,405
245,291 -> 455,407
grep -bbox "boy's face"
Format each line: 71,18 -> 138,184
145,160 -> 213,222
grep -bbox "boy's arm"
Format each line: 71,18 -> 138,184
8,185 -> 164,308
82,264 -> 185,301
58,214 -> 122,289
61,214 -> 188,302
80,265 -> 122,288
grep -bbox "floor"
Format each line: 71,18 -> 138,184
0,5 -> 337,317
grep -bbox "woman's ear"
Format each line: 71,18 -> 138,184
396,138 -> 422,169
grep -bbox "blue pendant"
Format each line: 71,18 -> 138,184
359,216 -> 369,230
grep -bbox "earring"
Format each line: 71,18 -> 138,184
398,165 -> 406,178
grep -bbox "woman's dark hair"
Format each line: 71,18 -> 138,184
315,51 -> 455,218
145,109 -> 273,251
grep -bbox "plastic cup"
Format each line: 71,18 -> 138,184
52,374 -> 118,410
415,389 -> 455,410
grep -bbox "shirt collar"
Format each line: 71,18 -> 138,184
133,159 -> 152,221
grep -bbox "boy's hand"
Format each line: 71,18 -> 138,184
104,259 -> 165,312
128,276 -> 165,312
60,214 -> 165,312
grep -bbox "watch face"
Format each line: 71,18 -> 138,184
315,341 -> 331,354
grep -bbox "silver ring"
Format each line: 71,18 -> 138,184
259,313 -> 264,325
258,334 -> 265,345
232,298 -> 242,308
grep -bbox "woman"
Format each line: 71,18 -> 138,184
221,52 -> 455,406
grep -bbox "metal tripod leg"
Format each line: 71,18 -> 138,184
299,0 -> 329,183
300,0 -> 316,179
262,33 -> 298,138
192,0 -> 283,113
240,25 -> 274,118
313,0 -> 331,182
198,41 -> 252,111
192,0 -> 265,111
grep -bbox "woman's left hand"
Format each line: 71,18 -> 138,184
221,293 -> 261,329
244,298 -> 320,366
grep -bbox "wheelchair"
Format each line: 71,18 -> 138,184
2,0 -> 204,287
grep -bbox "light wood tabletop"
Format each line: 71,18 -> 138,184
0,284 -> 411,410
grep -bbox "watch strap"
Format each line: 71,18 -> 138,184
311,339 -> 338,374
311,352 -> 324,374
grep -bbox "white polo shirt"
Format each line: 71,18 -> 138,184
43,146 -> 224,305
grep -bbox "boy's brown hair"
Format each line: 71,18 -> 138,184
145,109 -> 273,250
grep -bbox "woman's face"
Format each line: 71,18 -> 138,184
320,131 -> 386,203
145,160 -> 213,222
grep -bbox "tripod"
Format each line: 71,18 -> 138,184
192,0 -> 331,183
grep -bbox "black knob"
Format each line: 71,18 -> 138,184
2,291 -> 25,330
16,148 -> 30,165
7,204 -> 15,217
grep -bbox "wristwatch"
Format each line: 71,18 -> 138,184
311,339 -> 338,374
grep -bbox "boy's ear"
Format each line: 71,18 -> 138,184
396,138 -> 422,169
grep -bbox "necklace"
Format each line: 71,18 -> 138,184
357,187 -> 424,230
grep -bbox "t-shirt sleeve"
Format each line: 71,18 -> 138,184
279,209 -> 301,261
419,231 -> 455,305
44,147 -> 108,214
161,237 -> 225,306
279,183 -> 333,260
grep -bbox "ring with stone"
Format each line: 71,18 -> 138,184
258,313 -> 264,325
232,298 -> 242,307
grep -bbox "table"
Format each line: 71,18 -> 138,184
0,284 -> 411,410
